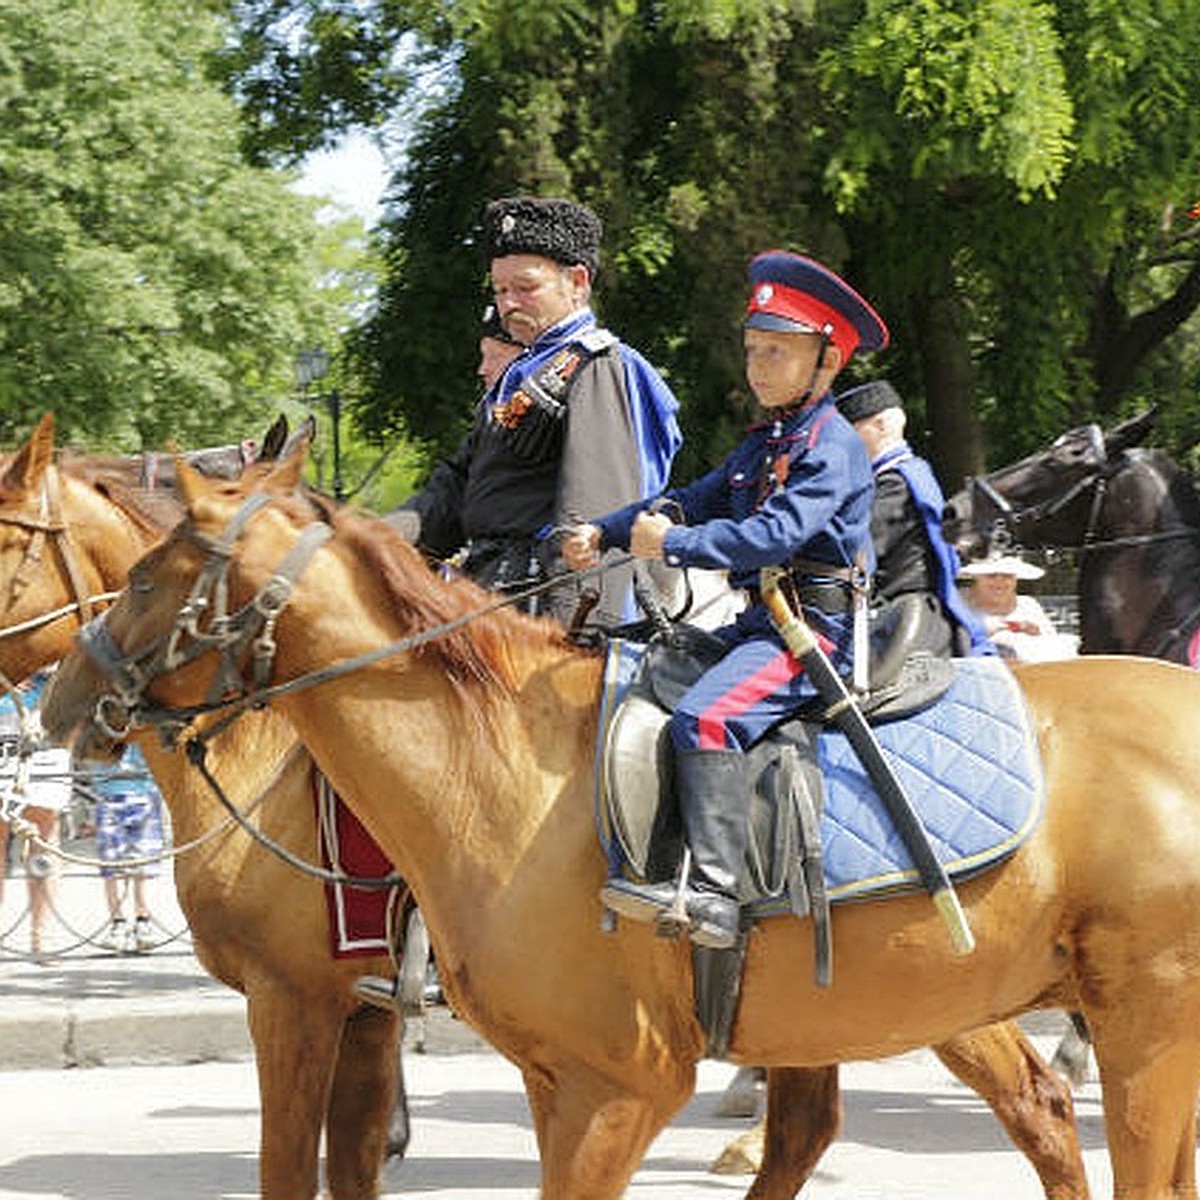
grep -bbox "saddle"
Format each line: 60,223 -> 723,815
597,589 -> 1047,1057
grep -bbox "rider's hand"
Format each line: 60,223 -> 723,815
630,512 -> 672,560
562,524 -> 601,570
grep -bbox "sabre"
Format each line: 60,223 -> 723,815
760,566 -> 975,955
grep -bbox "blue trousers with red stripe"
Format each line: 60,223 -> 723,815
669,606 -> 852,753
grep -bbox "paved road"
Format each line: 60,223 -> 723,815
0,1040 -> 1116,1199
0,861 -> 1126,1198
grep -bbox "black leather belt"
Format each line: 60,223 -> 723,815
795,581 -> 853,614
747,577 -> 854,614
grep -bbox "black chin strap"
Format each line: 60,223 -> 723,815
776,330 -> 833,415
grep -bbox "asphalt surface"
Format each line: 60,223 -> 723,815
0,862 -> 1124,1198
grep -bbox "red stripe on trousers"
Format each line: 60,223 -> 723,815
697,648 -> 803,750
695,630 -> 835,751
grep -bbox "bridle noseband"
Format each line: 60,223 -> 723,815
80,491 -> 333,741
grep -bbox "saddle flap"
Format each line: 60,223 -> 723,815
603,694 -> 678,879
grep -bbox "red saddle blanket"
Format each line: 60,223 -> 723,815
314,769 -> 402,959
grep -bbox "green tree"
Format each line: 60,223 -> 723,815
0,0 -> 343,450
223,0 -> 1200,488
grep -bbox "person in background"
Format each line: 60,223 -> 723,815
0,668 -> 72,961
388,303 -> 524,1008
88,740 -> 165,954
959,552 -> 1077,662
476,303 -> 523,391
393,196 -> 682,626
836,379 -> 992,658
565,249 -> 888,950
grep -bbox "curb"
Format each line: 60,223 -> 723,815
1,868 -> 490,1071
0,988 -> 486,1071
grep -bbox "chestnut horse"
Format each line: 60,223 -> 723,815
0,416 -> 404,1200
2,423 -> 1082,1200
52,452 -> 1200,1199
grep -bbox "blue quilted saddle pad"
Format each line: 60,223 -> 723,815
593,644 -> 1043,904
817,656 -> 1042,902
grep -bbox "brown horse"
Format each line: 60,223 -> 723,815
50,453 -> 1189,1199
2,423 -> 1083,1200
0,416 -> 405,1200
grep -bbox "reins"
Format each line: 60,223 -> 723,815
87,497 -> 625,748
78,492 -> 629,890
182,737 -> 405,890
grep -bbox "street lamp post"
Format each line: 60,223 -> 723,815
294,348 -> 345,502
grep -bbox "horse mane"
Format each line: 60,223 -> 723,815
1137,448 -> 1200,531
281,490 -> 577,713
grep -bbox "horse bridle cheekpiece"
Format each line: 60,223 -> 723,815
79,492 -> 333,742
967,424 -> 1109,552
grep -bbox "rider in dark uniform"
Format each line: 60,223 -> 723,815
565,250 -> 888,950
394,197 -> 682,627
836,380 -> 991,657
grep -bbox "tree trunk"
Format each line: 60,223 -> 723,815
1090,258 -> 1200,409
911,287 -> 987,493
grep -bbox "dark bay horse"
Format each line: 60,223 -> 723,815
0,416 -> 406,1199
45,446 -> 1200,1200
944,408 -> 1200,1088
943,407 -> 1200,661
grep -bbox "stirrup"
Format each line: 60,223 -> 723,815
353,974 -> 410,1015
600,877 -> 677,926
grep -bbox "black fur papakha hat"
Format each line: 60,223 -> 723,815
484,197 -> 603,278
836,380 -> 903,423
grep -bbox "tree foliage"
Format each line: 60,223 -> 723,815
225,0 -> 1200,488
0,0 -> 344,450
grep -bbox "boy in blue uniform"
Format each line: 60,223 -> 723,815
564,250 -> 888,950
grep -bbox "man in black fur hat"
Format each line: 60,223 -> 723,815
395,196 -> 682,626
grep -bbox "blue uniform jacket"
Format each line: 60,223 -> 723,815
597,393 -> 874,597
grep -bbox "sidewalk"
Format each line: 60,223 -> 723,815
0,865 -> 484,1071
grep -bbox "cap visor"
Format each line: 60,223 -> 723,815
744,312 -> 820,335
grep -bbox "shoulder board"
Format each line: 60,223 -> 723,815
574,327 -> 619,354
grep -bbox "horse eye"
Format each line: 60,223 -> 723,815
129,572 -> 153,596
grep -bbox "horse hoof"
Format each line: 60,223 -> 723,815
710,1125 -> 764,1176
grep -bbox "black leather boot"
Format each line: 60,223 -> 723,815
675,748 -> 750,949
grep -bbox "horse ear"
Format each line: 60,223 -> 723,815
262,432 -> 310,494
0,413 -> 56,498
1104,407 -> 1157,456
279,414 -> 317,460
258,414 -> 289,461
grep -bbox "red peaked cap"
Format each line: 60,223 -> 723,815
744,251 -> 889,360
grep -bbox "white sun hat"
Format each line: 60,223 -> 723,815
959,553 -> 1045,581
